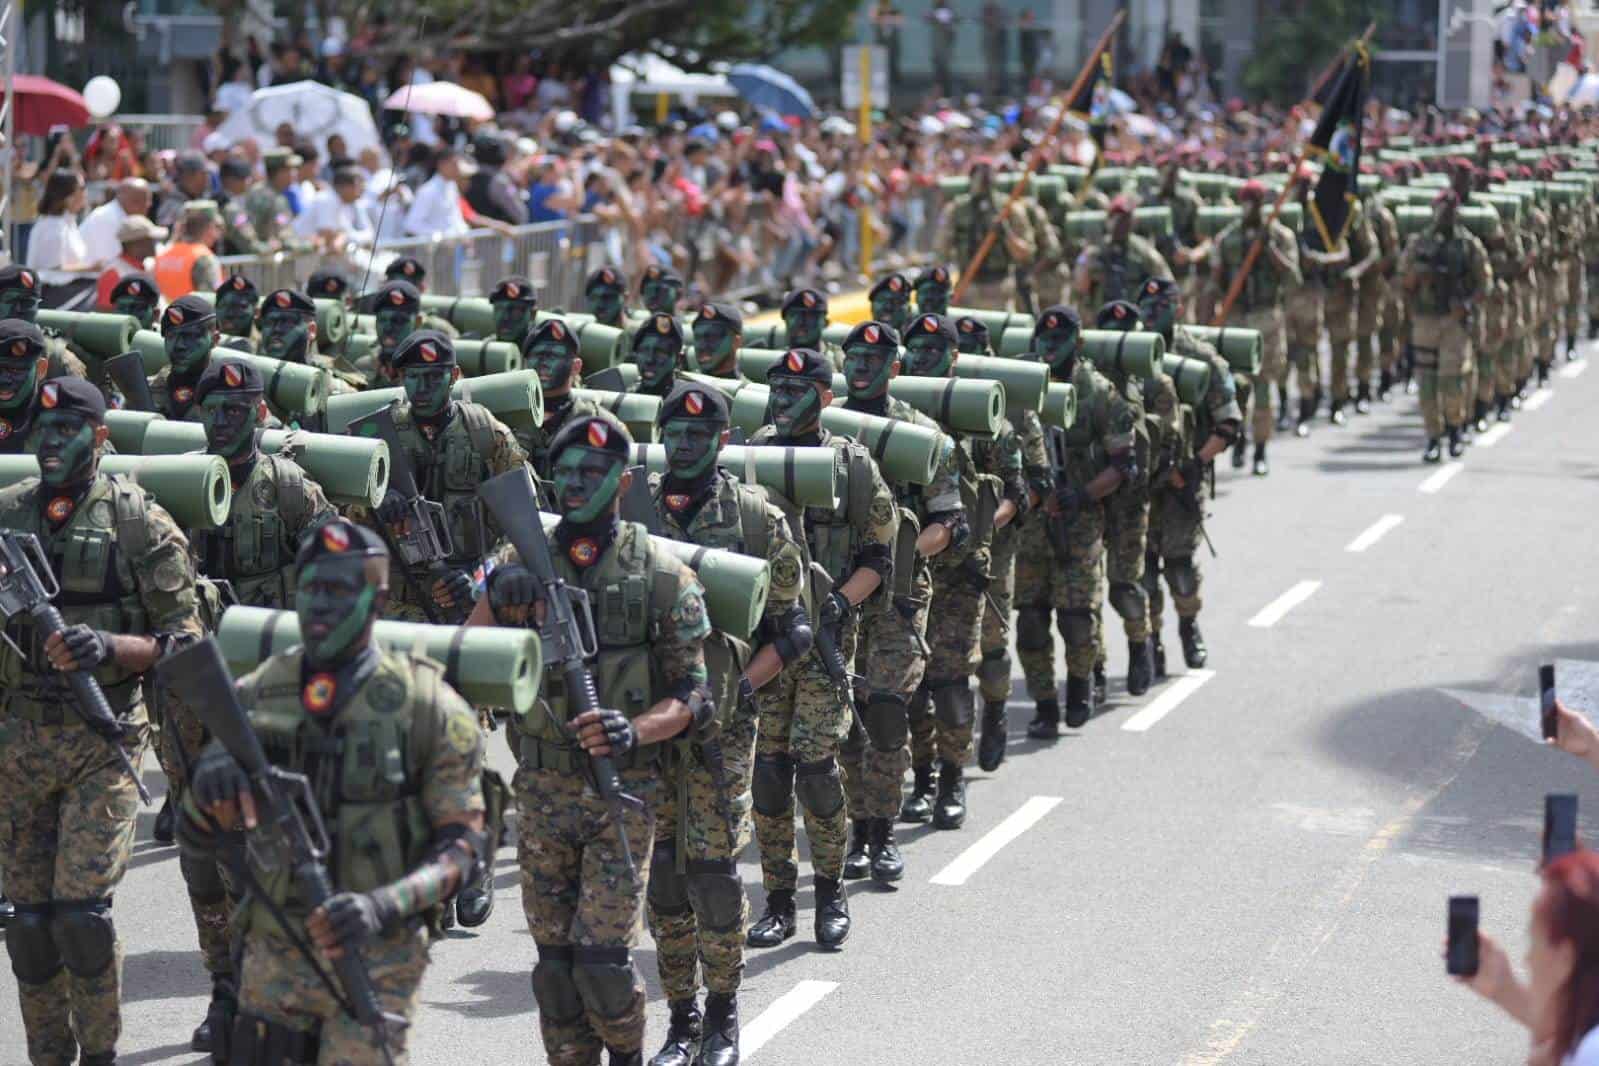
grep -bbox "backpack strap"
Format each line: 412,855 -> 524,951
457,401 -> 498,463
108,475 -> 151,558
734,483 -> 770,562
265,453 -> 309,531
404,652 -> 447,776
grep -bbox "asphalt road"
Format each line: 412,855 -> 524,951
5,352 -> 1599,1066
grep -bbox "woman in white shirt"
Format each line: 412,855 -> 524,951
1454,848 -> 1599,1065
28,169 -> 101,284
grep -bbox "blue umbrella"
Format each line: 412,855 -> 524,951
728,63 -> 816,119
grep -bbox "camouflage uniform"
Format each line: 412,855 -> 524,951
1363,197 -> 1403,392
935,190 -> 1036,309
40,330 -> 90,383
1075,233 -> 1171,312
1480,214 -> 1526,413
1521,203 -> 1553,386
1557,196 -> 1587,350
1286,223 -> 1345,420
1584,198 -> 1599,333
643,469 -> 804,1003
1211,217 -> 1301,444
498,521 -> 710,1065
1148,183 -> 1207,307
190,452 -> 337,608
977,409 -> 1050,710
1020,197 -> 1067,315
1397,221 -> 1492,444
1325,206 -> 1380,408
0,470 -> 202,1066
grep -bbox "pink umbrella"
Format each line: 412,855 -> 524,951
383,81 -> 494,121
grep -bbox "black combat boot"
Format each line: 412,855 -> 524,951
79,1055 -> 116,1066
438,897 -> 455,931
931,761 -> 967,830
697,992 -> 739,1066
650,998 -> 702,1066
1329,398 -> 1347,426
456,868 -> 495,928
812,876 -> 851,948
1422,437 -> 1442,464
1252,442 -> 1269,477
191,972 -> 237,1053
0,892 -> 12,927
1179,617 -> 1208,669
1377,368 -> 1394,402
1294,395 -> 1312,438
1151,633 -> 1168,680
153,794 -> 175,846
1496,394 -> 1514,422
609,1048 -> 645,1066
1354,382 -> 1372,414
842,820 -> 871,880
868,818 -> 904,883
1027,697 -> 1061,740
1472,399 -> 1491,435
1230,432 -> 1247,470
1589,316 -> 1598,341
1567,333 -> 1578,361
1126,638 -> 1153,697
1064,675 -> 1094,728
1447,425 -> 1466,459
746,890 -> 796,948
899,764 -> 936,823
1092,663 -> 1108,705
1538,359 -> 1552,387
977,700 -> 1008,771
1275,385 -> 1292,432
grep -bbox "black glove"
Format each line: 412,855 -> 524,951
588,707 -> 637,759
489,563 -> 541,612
819,590 -> 850,628
433,569 -> 475,612
958,554 -> 990,592
376,489 -> 411,528
737,676 -> 757,716
319,890 -> 396,946
58,624 -> 111,670
192,746 -> 250,811
1053,484 -> 1084,519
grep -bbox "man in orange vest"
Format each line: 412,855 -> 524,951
154,201 -> 223,301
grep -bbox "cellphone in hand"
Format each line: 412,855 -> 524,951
1544,793 -> 1579,866
1541,663 -> 1558,741
1447,895 -> 1479,977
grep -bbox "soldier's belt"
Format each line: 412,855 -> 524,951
519,734 -> 654,774
3,674 -> 139,723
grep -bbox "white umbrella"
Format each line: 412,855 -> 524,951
383,81 -> 494,121
214,80 -> 380,156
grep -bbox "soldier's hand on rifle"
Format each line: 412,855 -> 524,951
45,625 -> 111,672
1049,484 -> 1084,519
573,707 -> 637,759
488,563 -> 542,626
311,891 -> 395,958
192,745 -> 257,830
431,570 -> 474,614
376,489 -> 412,532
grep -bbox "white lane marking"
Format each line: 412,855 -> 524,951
743,980 -> 839,1058
1473,423 -> 1513,448
929,796 -> 1063,886
1344,514 -> 1404,553
1560,360 -> 1588,379
1122,669 -> 1216,733
1247,580 -> 1322,628
1524,389 -> 1553,411
1418,462 -> 1463,495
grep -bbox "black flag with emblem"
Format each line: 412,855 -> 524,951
1305,41 -> 1370,251
1067,49 -> 1114,205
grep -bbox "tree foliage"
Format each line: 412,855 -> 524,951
1242,0 -> 1387,106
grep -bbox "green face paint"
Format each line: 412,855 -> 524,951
691,321 -> 735,373
492,300 -> 534,343
914,283 -> 950,316
30,411 -> 97,486
782,308 -> 826,349
114,297 -> 157,329
201,393 -> 259,458
402,365 -> 453,418
165,324 -> 216,376
375,307 -> 417,351
587,287 -> 624,325
870,292 -> 911,331
259,310 -> 313,362
662,419 -> 721,479
1034,330 -> 1080,378
0,358 -> 38,412
0,291 -> 41,322
641,280 -> 681,314
902,336 -> 954,378
215,293 -> 258,337
296,558 -> 377,664
631,334 -> 680,390
1137,292 -> 1177,336
842,343 -> 897,400
552,447 -> 624,523
526,342 -> 576,395
767,378 -> 823,437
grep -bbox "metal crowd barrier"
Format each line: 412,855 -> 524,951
116,114 -> 207,153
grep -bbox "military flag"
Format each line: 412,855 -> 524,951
1305,41 -> 1371,251
1067,49 -> 1114,204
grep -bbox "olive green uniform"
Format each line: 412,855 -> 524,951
1397,224 -> 1493,438
935,192 -> 1036,310
1075,234 -> 1172,313
977,409 -> 1050,708
1211,219 -> 1301,442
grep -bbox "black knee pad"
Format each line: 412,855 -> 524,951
1059,608 -> 1094,647
230,1010 -> 320,1065
572,946 -> 639,1021
1015,606 -> 1052,652
906,681 -> 930,724
1108,581 -> 1146,621
930,681 -> 975,729
179,849 -> 227,904
862,694 -> 909,753
976,647 -> 1010,688
50,898 -> 114,978
1141,553 -> 1162,598
531,945 -> 585,1024
647,842 -> 691,916
793,755 -> 845,819
750,753 -> 795,818
685,858 -> 745,933
1165,555 -> 1199,598
6,905 -> 61,985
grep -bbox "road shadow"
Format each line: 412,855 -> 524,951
118,1041 -> 207,1066
123,949 -> 212,1004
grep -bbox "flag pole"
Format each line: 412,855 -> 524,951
1211,23 -> 1376,327
950,10 -> 1126,305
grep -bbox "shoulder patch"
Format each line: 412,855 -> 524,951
444,711 -> 480,755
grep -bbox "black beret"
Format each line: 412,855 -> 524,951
781,288 -> 828,315
764,347 -> 834,385
1139,276 -> 1181,299
549,409 -> 633,466
658,380 -> 730,426
195,357 -> 264,403
632,313 -> 684,351
842,320 -> 901,351
490,276 -> 537,304
693,302 -> 743,333
294,516 -> 388,569
374,280 -> 420,312
307,269 -> 348,297
217,274 -> 258,299
391,329 -> 457,370
260,288 -> 315,316
868,272 -> 911,300
955,316 -> 991,344
0,320 -> 45,360
905,313 -> 957,346
640,264 -> 683,289
1095,300 -> 1143,330
161,294 -> 217,331
34,377 -> 106,423
1034,305 -> 1082,338
914,266 -> 952,289
586,265 -> 626,291
522,317 -> 579,356
109,272 -> 159,305
0,265 -> 41,294
385,256 -> 426,283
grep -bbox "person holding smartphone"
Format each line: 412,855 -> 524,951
1451,850 -> 1599,1065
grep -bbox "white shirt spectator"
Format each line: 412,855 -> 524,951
295,186 -> 376,246
78,197 -> 128,265
29,214 -> 94,284
404,173 -> 468,237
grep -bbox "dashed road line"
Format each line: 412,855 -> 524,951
743,981 -> 840,1058
929,796 -> 1063,886
1247,580 -> 1322,628
1473,423 -> 1513,448
1523,389 -> 1554,411
1344,514 -> 1404,553
1122,669 -> 1217,732
1559,360 -> 1588,379
1418,462 -> 1463,495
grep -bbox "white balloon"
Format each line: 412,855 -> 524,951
83,76 -> 121,119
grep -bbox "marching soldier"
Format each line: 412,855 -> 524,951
0,321 -> 51,454
1073,196 -> 1171,313
1283,176 -> 1347,437
867,273 -> 914,333
107,271 -> 162,332
1324,200 -> 1379,424
150,295 -> 226,423
488,275 -> 539,344
586,266 -> 630,329
256,288 -> 364,394
779,288 -> 842,368
0,265 -> 90,382
639,265 -> 685,317
913,266 -> 954,317
1360,184 -> 1401,409
384,258 -> 459,339
214,274 -> 261,352
307,269 -> 349,305
691,302 -> 745,380
358,280 -> 426,387
936,159 -> 1036,311
955,315 -> 994,356
520,318 -> 604,476
632,312 -> 687,399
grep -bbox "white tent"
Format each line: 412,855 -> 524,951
610,54 -> 735,128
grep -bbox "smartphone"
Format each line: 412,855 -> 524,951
1545,793 -> 1579,865
1541,663 -> 1558,741
1447,896 -> 1480,976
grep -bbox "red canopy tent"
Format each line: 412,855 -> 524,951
5,75 -> 89,136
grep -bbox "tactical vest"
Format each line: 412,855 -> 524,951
150,367 -> 205,423
1057,362 -> 1113,488
190,453 -> 311,608
752,432 -> 886,600
514,522 -> 672,770
954,195 -> 1013,279
1219,224 -> 1283,311
1414,233 -> 1475,316
0,475 -> 155,713
396,401 -> 499,563
1103,366 -> 1150,492
520,396 -> 601,480
1091,239 -> 1145,307
238,647 -> 442,935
